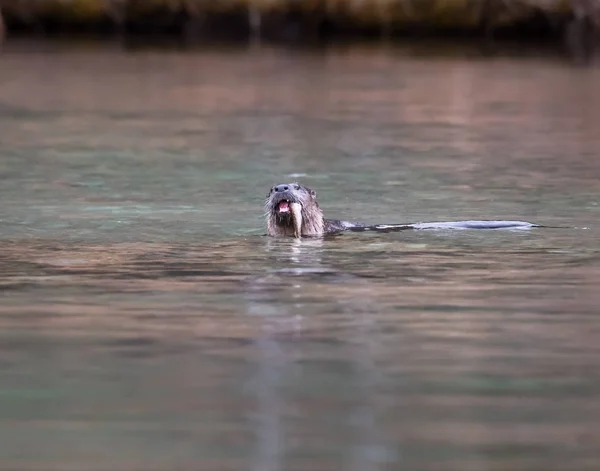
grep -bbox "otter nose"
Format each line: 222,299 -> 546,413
274,184 -> 291,193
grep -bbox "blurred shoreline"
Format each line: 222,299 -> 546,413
0,1 -> 598,60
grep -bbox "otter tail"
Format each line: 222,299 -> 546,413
348,220 -> 543,232
410,221 -> 540,230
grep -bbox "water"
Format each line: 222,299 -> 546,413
1,40 -> 600,471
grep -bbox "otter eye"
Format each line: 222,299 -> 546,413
294,185 -> 300,190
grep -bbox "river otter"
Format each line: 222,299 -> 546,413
265,182 -> 538,238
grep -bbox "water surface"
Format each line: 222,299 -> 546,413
1,40 -> 600,471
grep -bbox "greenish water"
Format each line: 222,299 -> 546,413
1,40 -> 600,471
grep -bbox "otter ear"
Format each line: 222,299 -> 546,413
310,190 -> 316,197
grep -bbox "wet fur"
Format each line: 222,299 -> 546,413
265,183 -> 324,237
265,182 -> 539,237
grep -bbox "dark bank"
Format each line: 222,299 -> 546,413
0,0 -> 599,58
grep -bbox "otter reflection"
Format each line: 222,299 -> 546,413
265,183 -> 538,238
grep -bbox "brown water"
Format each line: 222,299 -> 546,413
1,40 -> 600,471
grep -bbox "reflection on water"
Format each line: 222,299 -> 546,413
1,41 -> 600,471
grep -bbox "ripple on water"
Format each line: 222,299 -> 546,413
1,43 -> 600,471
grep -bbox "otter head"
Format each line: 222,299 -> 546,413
265,183 -> 324,238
